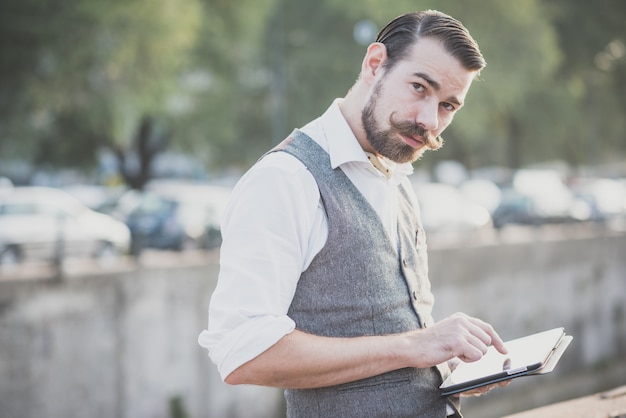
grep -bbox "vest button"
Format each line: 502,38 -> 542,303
412,290 -> 418,300
403,259 -> 408,268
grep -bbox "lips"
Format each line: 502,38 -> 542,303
399,134 -> 425,149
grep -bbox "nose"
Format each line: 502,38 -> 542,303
415,100 -> 439,132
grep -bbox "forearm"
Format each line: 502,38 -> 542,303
225,329 -> 416,389
224,313 -> 507,389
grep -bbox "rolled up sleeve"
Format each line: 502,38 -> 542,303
198,152 -> 324,381
198,314 -> 296,380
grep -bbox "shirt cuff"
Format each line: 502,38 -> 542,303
199,315 -> 296,381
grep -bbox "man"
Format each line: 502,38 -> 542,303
199,10 -> 507,418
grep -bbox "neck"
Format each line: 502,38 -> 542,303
338,83 -> 375,154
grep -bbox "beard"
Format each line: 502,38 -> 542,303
361,82 -> 443,164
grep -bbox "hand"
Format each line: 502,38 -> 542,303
457,379 -> 512,397
409,312 -> 507,368
446,357 -> 511,397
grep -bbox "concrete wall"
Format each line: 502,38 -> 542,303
428,230 -> 626,417
0,263 -> 282,418
1,229 -> 625,418
430,232 -> 626,362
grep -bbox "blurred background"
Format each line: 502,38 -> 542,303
0,0 -> 625,417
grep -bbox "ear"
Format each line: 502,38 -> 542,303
361,42 -> 387,85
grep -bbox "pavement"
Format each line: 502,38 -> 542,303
503,386 -> 626,418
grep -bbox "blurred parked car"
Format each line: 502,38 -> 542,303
512,169 -> 585,223
0,176 -> 13,190
111,182 -> 231,253
569,177 -> 626,221
411,181 -> 492,233
491,188 -> 541,229
492,169 -> 594,229
0,186 -> 131,266
61,183 -> 126,212
458,179 -> 503,214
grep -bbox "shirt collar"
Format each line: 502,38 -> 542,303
319,99 -> 414,178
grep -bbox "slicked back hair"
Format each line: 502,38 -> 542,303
375,10 -> 486,75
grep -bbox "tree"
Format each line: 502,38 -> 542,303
0,0 -> 202,188
267,0 -> 561,170
165,0 -> 279,172
1,1 -> 624,185
270,1 -> 626,172
546,0 -> 626,167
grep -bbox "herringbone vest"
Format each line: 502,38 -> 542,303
269,130 -> 452,418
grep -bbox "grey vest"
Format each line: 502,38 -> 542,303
270,130 -> 454,418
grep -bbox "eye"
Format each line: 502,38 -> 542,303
412,83 -> 425,93
441,102 -> 456,112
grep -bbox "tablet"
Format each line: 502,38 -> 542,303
440,327 -> 572,396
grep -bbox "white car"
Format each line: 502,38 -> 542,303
411,181 -> 493,233
0,186 -> 131,266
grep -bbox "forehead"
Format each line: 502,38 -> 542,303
390,37 -> 476,98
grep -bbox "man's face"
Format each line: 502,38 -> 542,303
361,37 -> 476,163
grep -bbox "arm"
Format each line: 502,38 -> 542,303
202,154 -> 328,380
226,312 -> 507,389
206,151 -> 506,388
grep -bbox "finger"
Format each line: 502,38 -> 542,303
458,343 -> 485,363
497,379 -> 511,388
469,323 -> 495,347
488,329 -> 508,354
459,385 -> 491,397
469,318 -> 508,355
467,333 -> 490,355
473,387 -> 492,396
448,357 -> 460,371
460,381 -> 507,397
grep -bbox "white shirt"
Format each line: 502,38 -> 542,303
198,99 -> 415,380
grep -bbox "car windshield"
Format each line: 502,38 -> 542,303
0,188 -> 87,218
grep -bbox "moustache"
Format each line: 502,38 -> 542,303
389,113 -> 443,150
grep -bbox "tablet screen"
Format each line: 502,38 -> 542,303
441,328 -> 565,387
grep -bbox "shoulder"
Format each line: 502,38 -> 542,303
242,151 -> 318,192
226,151 -> 320,219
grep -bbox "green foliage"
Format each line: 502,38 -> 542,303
546,0 -> 626,166
166,0 -> 280,170
0,0 -> 624,184
0,0 -> 202,179
265,0 -> 366,135
168,395 -> 189,418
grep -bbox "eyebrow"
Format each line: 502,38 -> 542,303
413,72 -> 464,108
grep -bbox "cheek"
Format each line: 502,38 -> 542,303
437,113 -> 456,133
